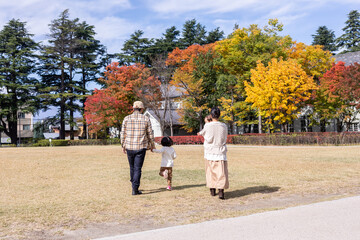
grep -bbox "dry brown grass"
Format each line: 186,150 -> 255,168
1,145 -> 359,239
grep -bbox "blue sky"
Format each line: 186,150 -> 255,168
0,0 -> 359,119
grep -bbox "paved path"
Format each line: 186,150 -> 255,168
96,196 -> 360,240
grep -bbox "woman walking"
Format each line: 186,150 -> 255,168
198,107 -> 229,199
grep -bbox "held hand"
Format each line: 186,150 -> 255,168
122,148 -> 126,154
197,132 -> 200,136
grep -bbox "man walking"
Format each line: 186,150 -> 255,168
121,101 -> 155,195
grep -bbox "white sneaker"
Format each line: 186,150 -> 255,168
163,169 -> 168,179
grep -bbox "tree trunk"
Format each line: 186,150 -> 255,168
258,112 -> 262,133
60,60 -> 66,139
82,69 -> 88,139
169,100 -> 173,136
320,119 -> 326,132
9,121 -> 17,145
229,121 -> 234,134
336,119 -> 343,132
70,103 -> 74,140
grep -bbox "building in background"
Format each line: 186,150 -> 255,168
0,111 -> 34,144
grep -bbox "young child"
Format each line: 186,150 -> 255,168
152,136 -> 176,190
204,114 -> 212,124
197,114 -> 212,136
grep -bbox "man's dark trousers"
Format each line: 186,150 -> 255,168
126,148 -> 146,192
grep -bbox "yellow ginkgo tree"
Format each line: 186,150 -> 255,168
245,58 -> 317,132
287,41 -> 334,79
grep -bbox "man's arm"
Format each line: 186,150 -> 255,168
120,117 -> 127,153
145,117 -> 155,150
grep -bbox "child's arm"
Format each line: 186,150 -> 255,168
172,150 -> 177,159
152,148 -> 164,153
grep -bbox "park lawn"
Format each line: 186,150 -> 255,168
0,145 -> 359,239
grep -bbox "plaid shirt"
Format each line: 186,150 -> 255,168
121,111 -> 155,150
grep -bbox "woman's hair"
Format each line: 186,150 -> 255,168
205,115 -> 213,123
161,136 -> 173,147
210,107 -> 221,119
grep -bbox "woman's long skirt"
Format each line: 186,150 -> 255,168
205,159 -> 229,189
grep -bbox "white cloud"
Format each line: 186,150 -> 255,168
0,0 -> 134,53
89,16 -> 139,53
146,0 -> 354,15
146,0 -> 258,15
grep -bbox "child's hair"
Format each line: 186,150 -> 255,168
161,136 -> 173,147
205,114 -> 212,123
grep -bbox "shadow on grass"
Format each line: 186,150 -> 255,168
225,186 -> 280,199
143,183 -> 206,195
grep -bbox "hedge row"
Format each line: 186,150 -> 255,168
235,132 -> 360,145
155,132 -> 360,146
19,132 -> 360,147
155,135 -> 236,145
69,138 -> 121,145
32,139 -> 69,147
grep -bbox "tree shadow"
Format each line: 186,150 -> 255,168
142,183 -> 206,195
225,186 -> 280,199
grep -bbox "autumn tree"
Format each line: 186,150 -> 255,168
150,55 -> 177,135
320,62 -> 360,131
84,63 -> 161,135
287,41 -> 334,131
215,19 -> 292,132
287,42 -> 334,80
166,43 -> 219,132
0,19 -> 39,144
84,88 -> 130,134
245,59 -> 317,132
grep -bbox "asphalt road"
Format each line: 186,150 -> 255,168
95,195 -> 360,240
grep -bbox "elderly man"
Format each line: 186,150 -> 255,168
121,101 -> 155,195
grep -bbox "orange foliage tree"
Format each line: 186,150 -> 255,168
166,43 -> 219,131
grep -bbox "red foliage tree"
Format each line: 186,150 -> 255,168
320,61 -> 360,131
84,88 -> 130,134
84,62 -> 161,135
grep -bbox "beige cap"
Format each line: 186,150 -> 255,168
133,101 -> 144,109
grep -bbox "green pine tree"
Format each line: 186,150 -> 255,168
312,26 -> 337,53
337,10 -> 360,52
180,19 -> 208,48
0,19 -> 39,144
118,30 -> 153,66
151,26 -> 180,56
39,9 -> 80,139
206,27 -> 224,44
75,21 -> 106,138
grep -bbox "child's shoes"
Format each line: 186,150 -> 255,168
163,169 -> 168,179
166,185 -> 172,191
